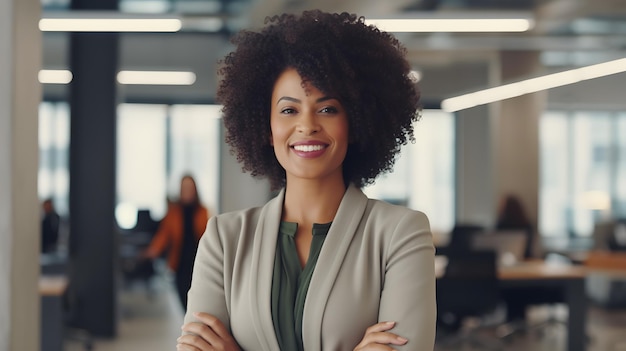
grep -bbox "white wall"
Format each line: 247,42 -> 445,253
0,0 -> 41,350
455,105 -> 496,226
548,71 -> 626,110
218,123 -> 271,214
0,0 -> 13,347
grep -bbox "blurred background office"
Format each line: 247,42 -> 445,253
1,0 -> 626,350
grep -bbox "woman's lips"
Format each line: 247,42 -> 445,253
290,142 -> 328,159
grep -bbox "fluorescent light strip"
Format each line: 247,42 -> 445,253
39,69 -> 73,84
441,58 -> 626,112
365,18 -> 533,33
39,18 -> 181,32
117,70 -> 196,85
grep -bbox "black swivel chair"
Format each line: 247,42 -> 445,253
436,250 -> 504,350
134,209 -> 160,233
439,224 -> 486,255
119,209 -> 159,290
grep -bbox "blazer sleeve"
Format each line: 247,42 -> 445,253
378,211 -> 436,351
184,216 -> 231,332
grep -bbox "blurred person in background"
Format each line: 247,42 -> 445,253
41,198 -> 60,253
496,194 -> 534,259
143,175 -> 209,310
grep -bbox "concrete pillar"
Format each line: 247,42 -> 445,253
494,51 -> 546,227
67,0 -> 119,337
453,60 -> 497,227
219,123 -> 271,213
0,0 -> 42,350
491,51 -> 546,256
455,105 -> 495,226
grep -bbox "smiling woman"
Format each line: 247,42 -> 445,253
178,10 -> 436,351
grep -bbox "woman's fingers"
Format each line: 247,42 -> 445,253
180,313 -> 240,351
177,332 -> 212,350
355,343 -> 397,351
186,312 -> 237,347
181,321 -> 221,347
192,312 -> 235,342
354,322 -> 408,351
365,321 -> 397,334
176,343 -> 203,351
359,331 -> 408,346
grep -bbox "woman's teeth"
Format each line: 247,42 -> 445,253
293,144 -> 325,152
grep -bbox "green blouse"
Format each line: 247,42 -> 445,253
271,221 -> 331,351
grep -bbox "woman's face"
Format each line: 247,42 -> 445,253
270,68 -> 349,185
180,177 -> 197,205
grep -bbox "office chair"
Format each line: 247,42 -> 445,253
119,209 -> 159,291
437,224 -> 485,256
134,209 -> 160,233
436,250 -> 505,350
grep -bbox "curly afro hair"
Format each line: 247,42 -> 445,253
218,10 -> 421,189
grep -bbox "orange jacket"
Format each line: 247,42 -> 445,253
146,204 -> 209,271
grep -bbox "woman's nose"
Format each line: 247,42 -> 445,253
296,112 -> 320,135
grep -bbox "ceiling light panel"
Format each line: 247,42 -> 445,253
116,70 -> 197,85
39,16 -> 181,32
365,18 -> 534,33
441,58 -> 626,112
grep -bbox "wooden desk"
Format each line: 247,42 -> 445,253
436,258 -> 588,351
40,275 -> 68,351
499,263 -> 587,351
499,261 -> 587,280
39,275 -> 68,296
585,251 -> 626,275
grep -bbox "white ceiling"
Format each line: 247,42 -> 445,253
41,0 -> 626,107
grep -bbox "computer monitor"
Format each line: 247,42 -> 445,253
471,231 -> 527,266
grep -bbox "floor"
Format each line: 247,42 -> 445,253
64,275 -> 626,351
65,275 -> 184,351
435,304 -> 626,351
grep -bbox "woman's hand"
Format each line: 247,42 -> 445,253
177,312 -> 241,351
353,321 -> 408,351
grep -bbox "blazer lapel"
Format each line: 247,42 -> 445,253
301,184 -> 369,350
248,189 -> 283,351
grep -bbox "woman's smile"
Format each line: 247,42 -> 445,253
290,140 -> 329,158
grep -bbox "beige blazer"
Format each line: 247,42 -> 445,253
185,184 -> 436,351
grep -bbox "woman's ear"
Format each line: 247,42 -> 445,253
269,132 -> 274,146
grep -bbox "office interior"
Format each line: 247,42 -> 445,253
1,0 -> 626,350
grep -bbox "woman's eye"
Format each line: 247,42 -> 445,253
281,108 -> 297,115
320,106 -> 338,114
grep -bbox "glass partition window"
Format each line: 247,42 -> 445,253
540,111 -> 624,237
363,110 -> 455,234
38,102 -> 70,216
38,102 -> 222,229
616,113 -> 626,217
116,104 -> 221,229
539,112 -> 569,237
116,104 -> 169,228
169,105 -> 221,214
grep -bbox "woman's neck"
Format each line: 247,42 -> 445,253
282,174 -> 346,226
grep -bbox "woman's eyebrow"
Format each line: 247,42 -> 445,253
276,96 -> 338,105
316,96 -> 337,103
277,96 -> 300,104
